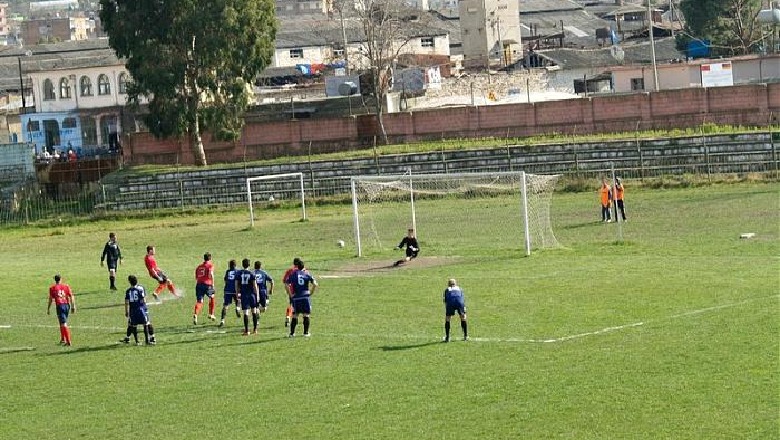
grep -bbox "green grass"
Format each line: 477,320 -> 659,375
1,182 -> 778,439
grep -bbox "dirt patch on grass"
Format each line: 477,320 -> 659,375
324,256 -> 461,278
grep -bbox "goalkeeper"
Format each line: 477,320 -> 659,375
393,228 -> 420,266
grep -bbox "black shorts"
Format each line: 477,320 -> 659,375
406,248 -> 419,259
154,271 -> 169,284
105,259 -> 119,270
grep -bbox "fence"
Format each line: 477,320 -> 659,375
1,131 -> 778,226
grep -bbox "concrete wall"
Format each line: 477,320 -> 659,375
0,142 -> 35,185
125,83 -> 780,166
104,132 -> 779,210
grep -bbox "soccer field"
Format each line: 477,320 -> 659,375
1,182 -> 778,439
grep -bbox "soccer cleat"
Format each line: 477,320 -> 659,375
148,340 -> 156,346
242,331 -> 249,336
64,342 -> 71,346
208,314 -> 216,321
463,336 -> 469,341
110,285 -> 117,291
152,292 -> 160,301
252,330 -> 258,335
442,336 -> 449,343
303,333 -> 311,337
288,333 -> 295,338
218,320 -> 225,327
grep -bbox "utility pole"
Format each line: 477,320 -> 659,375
17,56 -> 25,111
648,0 -> 659,91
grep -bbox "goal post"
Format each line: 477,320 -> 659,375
349,171 -> 561,257
246,172 -> 307,227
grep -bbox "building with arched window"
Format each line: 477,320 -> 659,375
13,40 -> 135,157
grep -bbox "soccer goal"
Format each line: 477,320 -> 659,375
246,172 -> 306,227
350,171 -> 560,257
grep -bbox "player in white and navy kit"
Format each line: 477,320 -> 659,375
219,260 -> 239,327
121,275 -> 156,345
253,260 -> 274,311
284,259 -> 318,337
235,258 -> 259,335
442,278 -> 468,342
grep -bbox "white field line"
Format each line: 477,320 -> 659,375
1,295 -> 775,344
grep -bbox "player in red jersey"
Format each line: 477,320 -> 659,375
193,252 -> 216,325
47,274 -> 76,346
144,245 -> 179,301
282,258 -> 301,327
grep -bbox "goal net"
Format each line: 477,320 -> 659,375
350,171 -> 560,257
246,172 -> 307,227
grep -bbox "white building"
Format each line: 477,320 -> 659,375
15,40 -> 129,155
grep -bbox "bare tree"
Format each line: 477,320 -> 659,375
347,0 -> 419,143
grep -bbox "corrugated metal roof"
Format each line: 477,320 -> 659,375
276,13 -> 452,48
536,37 -> 684,69
522,8 -> 613,48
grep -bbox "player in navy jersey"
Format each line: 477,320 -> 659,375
253,260 -> 274,312
442,278 -> 468,342
100,232 -> 122,290
235,258 -> 260,335
121,275 -> 156,345
218,260 -> 240,327
394,228 -> 420,266
284,258 -> 318,337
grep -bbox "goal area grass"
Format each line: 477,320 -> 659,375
0,181 -> 777,439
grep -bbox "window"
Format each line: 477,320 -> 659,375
421,37 -> 435,48
80,76 -> 93,96
630,77 -> 645,91
59,77 -> 72,99
80,116 -> 97,145
289,48 -> 303,58
43,79 -> 56,100
27,120 -> 40,132
62,117 -> 77,128
118,73 -> 128,94
97,74 -> 111,95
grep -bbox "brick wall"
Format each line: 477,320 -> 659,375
125,83 -> 780,166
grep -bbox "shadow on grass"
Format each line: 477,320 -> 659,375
45,342 -> 125,355
79,302 -> 124,310
378,341 -> 442,351
561,221 -> 603,230
74,290 -> 113,297
225,335 -> 291,346
0,347 -> 35,354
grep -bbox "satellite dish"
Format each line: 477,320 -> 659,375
610,45 -> 625,63
338,81 -> 358,96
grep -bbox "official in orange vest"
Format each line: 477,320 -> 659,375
599,178 -> 612,223
614,177 -> 627,222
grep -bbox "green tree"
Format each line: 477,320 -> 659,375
99,0 -> 277,166
679,0 -> 767,56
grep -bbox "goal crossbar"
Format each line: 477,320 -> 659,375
350,171 -> 560,257
246,172 -> 306,227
